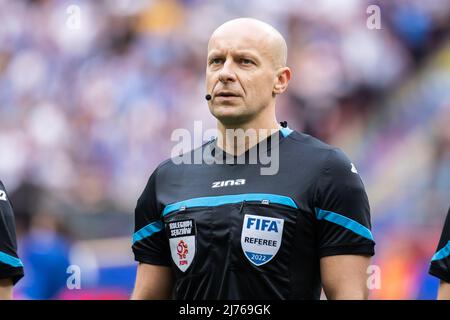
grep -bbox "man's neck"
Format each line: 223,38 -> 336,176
216,115 -> 281,156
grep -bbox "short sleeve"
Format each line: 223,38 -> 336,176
429,208 -> 450,283
132,170 -> 171,266
314,149 -> 375,258
0,181 -> 24,285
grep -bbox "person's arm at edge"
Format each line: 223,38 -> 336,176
131,263 -> 174,300
437,280 -> 450,300
320,254 -> 371,300
0,278 -> 13,300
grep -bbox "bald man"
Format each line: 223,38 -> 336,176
131,18 -> 375,300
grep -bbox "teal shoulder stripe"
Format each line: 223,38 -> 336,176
432,241 -> 450,261
315,208 -> 374,241
132,220 -> 164,245
163,193 -> 298,217
0,251 -> 23,268
280,126 -> 293,138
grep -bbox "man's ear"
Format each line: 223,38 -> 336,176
273,67 -> 291,95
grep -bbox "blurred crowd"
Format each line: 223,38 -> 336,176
0,0 -> 449,299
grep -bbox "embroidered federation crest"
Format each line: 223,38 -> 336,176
241,214 -> 284,266
167,219 -> 196,272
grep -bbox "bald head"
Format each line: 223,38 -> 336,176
208,18 -> 288,68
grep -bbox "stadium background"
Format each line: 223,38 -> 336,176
0,0 -> 449,299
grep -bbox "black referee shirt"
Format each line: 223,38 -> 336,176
429,207 -> 450,283
0,180 -> 24,285
132,127 -> 375,299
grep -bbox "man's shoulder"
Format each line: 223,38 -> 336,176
0,180 -> 12,217
0,180 -> 9,202
284,130 -> 357,174
287,130 -> 332,149
441,208 -> 450,238
288,132 -> 365,187
286,131 -> 342,157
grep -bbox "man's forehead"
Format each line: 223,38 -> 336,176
208,33 -> 270,56
207,18 -> 287,67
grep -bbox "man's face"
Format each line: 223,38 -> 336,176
206,29 -> 278,125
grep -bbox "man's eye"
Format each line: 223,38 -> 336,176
210,58 -> 222,65
241,59 -> 254,65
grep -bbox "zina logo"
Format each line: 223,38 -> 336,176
0,190 -> 7,201
211,179 -> 245,188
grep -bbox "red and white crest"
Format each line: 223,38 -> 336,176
167,219 -> 196,272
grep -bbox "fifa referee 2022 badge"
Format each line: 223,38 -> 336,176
131,18 -> 375,300
0,180 -> 24,300
429,206 -> 450,299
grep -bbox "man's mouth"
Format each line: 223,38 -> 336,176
215,91 -> 241,98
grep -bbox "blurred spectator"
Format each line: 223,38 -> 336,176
17,213 -> 71,299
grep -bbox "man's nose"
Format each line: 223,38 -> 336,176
218,59 -> 237,83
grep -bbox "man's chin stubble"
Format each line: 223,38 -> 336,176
213,110 -> 254,127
